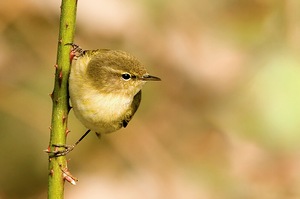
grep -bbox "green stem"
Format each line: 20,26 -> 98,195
48,0 -> 77,198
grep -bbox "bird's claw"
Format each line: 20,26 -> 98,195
45,144 -> 75,157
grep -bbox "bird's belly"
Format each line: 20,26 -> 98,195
70,87 -> 132,133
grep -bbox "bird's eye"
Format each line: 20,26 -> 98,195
121,73 -> 131,80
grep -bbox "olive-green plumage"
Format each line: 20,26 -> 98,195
69,47 -> 160,135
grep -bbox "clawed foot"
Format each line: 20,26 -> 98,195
45,129 -> 92,157
66,43 -> 84,60
45,144 -> 75,157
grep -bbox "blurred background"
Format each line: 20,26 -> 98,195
1,0 -> 300,198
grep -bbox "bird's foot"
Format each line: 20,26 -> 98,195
65,43 -> 84,61
45,144 -> 75,157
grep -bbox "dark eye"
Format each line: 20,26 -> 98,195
121,73 -> 131,80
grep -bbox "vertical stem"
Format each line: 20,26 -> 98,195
48,0 -> 77,198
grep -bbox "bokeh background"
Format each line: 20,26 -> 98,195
1,0 -> 300,198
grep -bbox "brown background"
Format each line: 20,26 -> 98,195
1,0 -> 300,198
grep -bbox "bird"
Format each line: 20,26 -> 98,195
52,44 -> 160,156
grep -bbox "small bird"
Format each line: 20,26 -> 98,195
53,44 -> 160,156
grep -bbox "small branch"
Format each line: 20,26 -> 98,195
47,0 -> 77,198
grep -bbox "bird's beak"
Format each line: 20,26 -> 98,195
140,74 -> 161,81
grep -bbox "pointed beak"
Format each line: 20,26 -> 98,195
139,74 -> 161,81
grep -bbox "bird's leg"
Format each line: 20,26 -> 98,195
47,129 -> 91,157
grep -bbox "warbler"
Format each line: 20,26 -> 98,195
53,44 -> 160,156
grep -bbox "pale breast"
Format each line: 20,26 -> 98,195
69,53 -> 134,133
69,80 -> 133,133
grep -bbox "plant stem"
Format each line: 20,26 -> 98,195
48,0 -> 77,198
